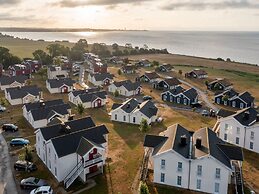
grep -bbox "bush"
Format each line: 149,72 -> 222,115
139,181 -> 150,194
139,119 -> 150,133
114,90 -> 119,97
118,69 -> 122,75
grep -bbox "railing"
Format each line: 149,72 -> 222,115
64,161 -> 84,189
85,155 -> 103,167
233,161 -> 244,194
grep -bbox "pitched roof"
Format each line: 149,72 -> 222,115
166,86 -> 184,95
122,65 -> 134,71
209,78 -> 232,88
143,72 -> 160,80
76,138 -> 95,157
238,91 -> 254,103
79,90 -> 107,103
233,107 -> 259,126
216,109 -> 236,118
90,73 -> 114,81
24,99 -> 64,112
6,85 -> 41,99
111,103 -> 122,110
47,78 -> 75,88
70,87 -> 101,98
215,89 -> 238,98
113,80 -> 141,91
39,117 -> 96,141
160,64 -> 173,70
190,69 -> 207,76
183,88 -> 198,99
137,100 -> 158,118
0,75 -> 27,85
162,78 -> 181,86
51,124 -> 109,158
30,103 -> 71,121
144,124 -> 243,168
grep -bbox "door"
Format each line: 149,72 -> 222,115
62,86 -> 68,93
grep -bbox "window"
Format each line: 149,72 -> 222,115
197,165 -> 202,176
236,137 -> 240,145
217,98 -> 220,104
215,183 -> 220,193
163,95 -> 167,101
183,99 -> 187,105
49,161 -> 51,169
177,98 -> 180,104
38,135 -> 40,142
54,154 -> 57,162
170,95 -> 173,102
215,168 -> 221,179
160,173 -> 165,182
237,127 -> 240,135
123,115 -> 126,121
196,179 -> 201,190
49,148 -> 51,154
177,176 -> 182,186
55,167 -> 57,176
232,101 -> 236,107
177,162 -> 182,172
115,114 -> 117,120
224,100 -> 227,105
250,142 -> 254,150
161,159 -> 165,169
225,124 -> 229,130
240,103 -> 244,109
224,133 -> 227,141
133,117 -> 136,123
251,132 -> 255,140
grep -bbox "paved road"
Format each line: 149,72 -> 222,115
179,79 -> 219,111
0,133 -> 18,194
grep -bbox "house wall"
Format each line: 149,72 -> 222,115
47,69 -> 68,79
162,92 -> 196,106
108,84 -> 139,97
1,82 -> 25,90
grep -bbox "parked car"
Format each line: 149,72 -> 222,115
190,102 -> 202,108
0,105 -> 6,112
30,186 -> 53,194
2,124 -> 18,132
20,177 -> 48,189
201,109 -> 210,116
14,161 -> 37,172
10,138 -> 29,146
143,95 -> 152,101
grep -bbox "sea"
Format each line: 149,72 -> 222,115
2,31 -> 259,65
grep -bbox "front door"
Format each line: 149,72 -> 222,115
62,86 -> 68,93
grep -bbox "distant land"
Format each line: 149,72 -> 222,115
0,27 -> 147,32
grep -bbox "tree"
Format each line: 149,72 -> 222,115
76,103 -> 85,117
152,61 -> 159,67
0,47 -> 21,69
112,43 -> 119,50
213,83 -> 220,90
70,39 -> 88,61
139,119 -> 150,133
139,181 -> 150,194
37,68 -> 47,79
46,43 -> 70,58
222,94 -> 229,102
33,49 -> 52,65
178,70 -> 183,75
114,90 -> 119,97
205,80 -> 209,86
118,69 -> 122,75
19,145 -> 33,162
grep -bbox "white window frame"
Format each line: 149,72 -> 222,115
251,131 -> 255,140
177,176 -> 182,186
160,173 -> 165,183
177,162 -> 182,172
240,102 -> 244,109
161,159 -> 165,169
215,183 -> 220,193
236,137 -> 239,145
250,142 -> 254,150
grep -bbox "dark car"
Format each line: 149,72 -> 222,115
190,102 -> 202,108
143,95 -> 152,101
2,124 -> 18,132
14,161 -> 37,172
10,138 -> 29,146
20,177 -> 48,189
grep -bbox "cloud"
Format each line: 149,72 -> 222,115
0,0 -> 20,5
52,0 -> 153,7
161,0 -> 259,10
0,13 -> 37,21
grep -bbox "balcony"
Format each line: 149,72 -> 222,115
84,153 -> 103,167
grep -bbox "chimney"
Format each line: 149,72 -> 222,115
180,135 -> 187,146
196,137 -> 202,149
244,111 -> 250,120
127,102 -> 130,108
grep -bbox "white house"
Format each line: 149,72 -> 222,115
23,99 -> 71,129
5,85 -> 42,105
47,66 -> 68,79
214,107 -> 259,154
35,117 -> 109,189
46,78 -> 75,94
0,75 -> 28,90
108,80 -> 141,97
110,98 -> 158,125
88,73 -> 114,86
143,124 -> 244,194
69,90 -> 107,108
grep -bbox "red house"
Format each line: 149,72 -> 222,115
8,60 -> 41,77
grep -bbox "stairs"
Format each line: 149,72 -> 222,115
140,148 -> 151,181
233,161 -> 244,194
64,160 -> 84,189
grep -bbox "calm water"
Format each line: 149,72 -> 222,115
2,31 -> 259,65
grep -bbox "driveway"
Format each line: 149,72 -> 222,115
0,133 -> 18,194
179,79 -> 219,111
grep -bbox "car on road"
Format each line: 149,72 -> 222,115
143,95 -> 152,101
14,160 -> 37,172
20,177 -> 48,189
0,105 -> 6,112
2,124 -> 18,132
30,186 -> 53,194
10,138 -> 29,146
201,109 -> 210,116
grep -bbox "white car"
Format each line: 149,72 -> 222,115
0,105 -> 6,112
30,186 -> 53,194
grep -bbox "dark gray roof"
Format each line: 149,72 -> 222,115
90,73 -> 114,81
6,85 -> 41,99
39,117 -> 96,141
138,100 -> 158,118
215,89 -> 238,98
79,90 -> 107,103
183,88 -> 198,99
0,75 -> 27,85
24,99 -> 64,112
190,69 -> 207,76
113,80 -> 141,91
209,79 -> 232,88
119,98 -> 140,113
71,87 -> 100,97
166,86 -> 184,95
238,91 -> 254,104
143,72 -> 160,80
76,138 -> 94,157
51,124 -> 109,158
162,78 -> 181,87
216,109 -> 236,118
30,103 -> 71,121
47,78 -> 75,88
233,108 -> 259,126
111,103 -> 122,110
144,124 -> 243,168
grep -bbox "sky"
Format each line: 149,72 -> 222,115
0,0 -> 259,31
